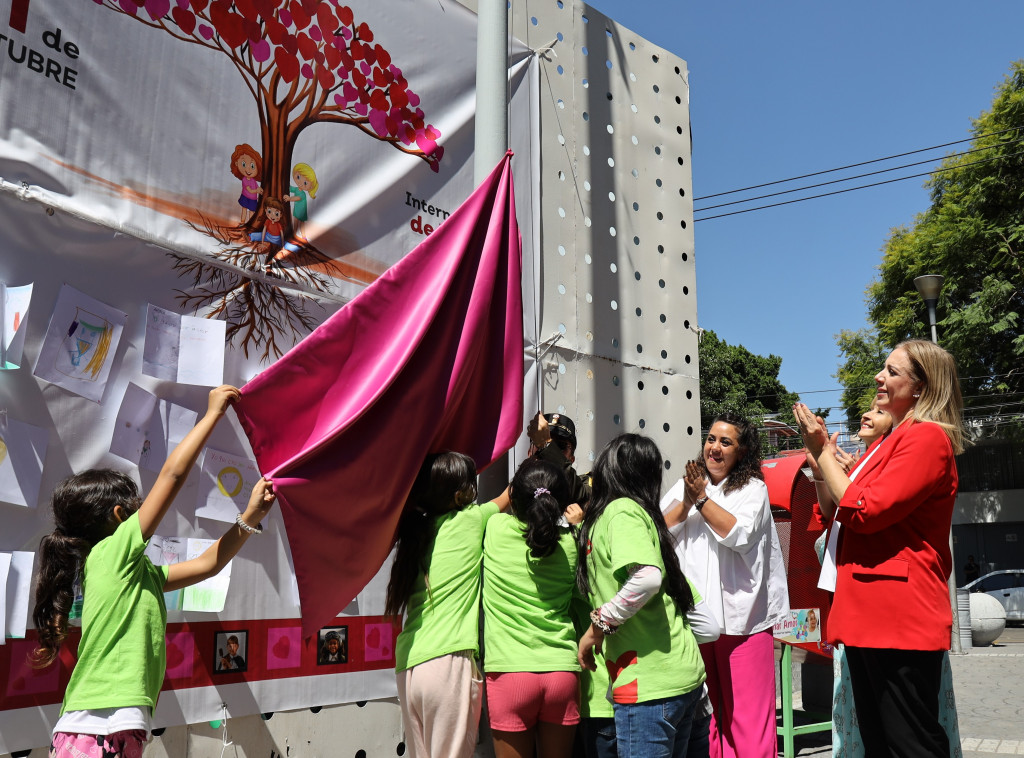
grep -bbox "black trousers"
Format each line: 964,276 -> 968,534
844,646 -> 950,758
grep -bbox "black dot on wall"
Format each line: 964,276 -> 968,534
356,751 -> 367,758
687,426 -> 694,435
665,460 -> 672,470
152,729 -> 166,737
357,701 -> 367,707
686,390 -> 693,399
662,386 -> 669,395
663,423 -> 670,432
310,706 -> 323,714
638,381 -> 645,390
397,744 -> 407,756
685,354 -> 691,364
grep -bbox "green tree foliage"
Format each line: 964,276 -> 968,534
839,62 -> 1024,423
698,330 -> 805,442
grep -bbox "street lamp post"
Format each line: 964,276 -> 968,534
913,274 -> 964,655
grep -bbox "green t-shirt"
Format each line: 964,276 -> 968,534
585,498 -> 705,704
482,513 -> 579,673
572,596 -> 614,718
62,512 -> 170,715
395,502 -> 500,671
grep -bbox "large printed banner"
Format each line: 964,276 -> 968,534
0,0 -> 538,752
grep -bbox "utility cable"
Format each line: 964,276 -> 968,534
694,138 -> 1024,213
693,148 -> 1024,222
694,126 -> 1024,201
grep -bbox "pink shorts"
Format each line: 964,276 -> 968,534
51,731 -> 147,758
485,671 -> 580,731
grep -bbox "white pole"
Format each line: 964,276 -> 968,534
474,0 -> 508,184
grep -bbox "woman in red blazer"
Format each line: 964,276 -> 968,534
795,339 -> 965,757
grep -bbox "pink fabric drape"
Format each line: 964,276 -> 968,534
235,153 -> 524,637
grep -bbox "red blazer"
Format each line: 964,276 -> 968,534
828,419 -> 957,650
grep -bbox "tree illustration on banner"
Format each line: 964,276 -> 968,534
93,0 -> 445,360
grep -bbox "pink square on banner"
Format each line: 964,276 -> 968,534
363,623 -> 393,662
6,640 -> 60,696
164,632 -> 195,680
267,627 -> 302,670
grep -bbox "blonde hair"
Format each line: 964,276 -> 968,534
292,163 -> 318,199
897,339 -> 965,454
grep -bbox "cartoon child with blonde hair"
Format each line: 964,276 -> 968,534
286,163 -> 318,240
231,144 -> 263,223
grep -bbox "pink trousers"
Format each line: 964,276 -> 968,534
701,631 -> 777,758
396,651 -> 483,758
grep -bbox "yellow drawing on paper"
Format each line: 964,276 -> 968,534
58,308 -> 113,381
216,466 -> 243,498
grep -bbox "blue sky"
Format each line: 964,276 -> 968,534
587,0 -> 1024,425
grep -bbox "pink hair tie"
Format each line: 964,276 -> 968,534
533,487 -> 550,498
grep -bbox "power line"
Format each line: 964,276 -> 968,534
693,148 -> 1024,223
693,138 -> 1024,213
693,126 -> 1024,201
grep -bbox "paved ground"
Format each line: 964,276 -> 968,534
779,626 -> 1024,757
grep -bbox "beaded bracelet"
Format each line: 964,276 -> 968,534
235,512 -> 264,535
589,608 -> 618,635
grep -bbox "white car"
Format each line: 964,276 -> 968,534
963,570 -> 1024,623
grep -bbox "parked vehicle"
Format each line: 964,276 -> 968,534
963,570 -> 1024,623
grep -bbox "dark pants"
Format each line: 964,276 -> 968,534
844,647 -> 950,758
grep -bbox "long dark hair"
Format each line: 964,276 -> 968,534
577,434 -> 694,614
509,458 -> 570,558
32,470 -> 142,667
384,452 -> 477,617
702,412 -> 763,495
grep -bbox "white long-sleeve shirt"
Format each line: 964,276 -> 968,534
662,477 -> 789,636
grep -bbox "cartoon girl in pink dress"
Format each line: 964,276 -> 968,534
230,143 -> 263,223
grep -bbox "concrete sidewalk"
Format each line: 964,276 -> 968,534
780,626 -> 1024,757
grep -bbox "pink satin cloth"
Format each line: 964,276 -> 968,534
235,153 -> 524,637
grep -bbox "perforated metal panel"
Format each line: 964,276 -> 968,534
511,0 -> 700,476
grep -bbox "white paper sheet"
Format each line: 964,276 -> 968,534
145,535 -> 189,611
109,384 -> 197,472
1,282 -> 32,370
181,538 -> 232,612
0,417 -> 49,508
195,448 -> 261,523
0,553 -> 11,643
142,304 -> 225,386
33,284 -> 126,402
4,552 -> 33,639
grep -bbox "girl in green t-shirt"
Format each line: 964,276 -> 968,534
576,433 -> 709,758
483,458 -> 580,758
385,451 -> 509,758
33,385 -> 276,758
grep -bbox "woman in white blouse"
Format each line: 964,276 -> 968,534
663,412 -> 789,758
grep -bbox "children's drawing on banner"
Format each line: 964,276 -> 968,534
33,285 -> 126,403
142,304 -> 226,386
0,417 -> 49,509
0,553 -> 11,642
1,283 -> 32,370
182,539 -> 231,613
145,536 -> 188,611
3,552 -> 34,640
93,2 -> 446,359
195,449 -> 261,524
109,384 -> 199,472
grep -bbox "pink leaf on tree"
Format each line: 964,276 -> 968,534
198,23 -> 214,39
250,38 -> 271,62
118,0 -> 141,13
144,0 -> 171,19
407,90 -> 420,107
368,109 -> 388,137
278,8 -> 292,25
309,25 -> 322,42
300,62 -> 314,79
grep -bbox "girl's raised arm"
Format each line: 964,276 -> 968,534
165,478 -> 276,592
137,385 -> 239,540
